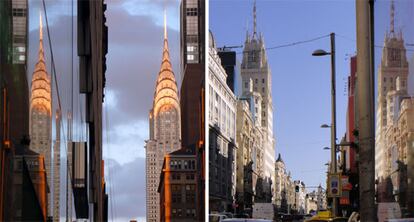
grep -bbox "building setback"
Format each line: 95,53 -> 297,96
145,14 -> 182,222
158,147 -> 198,221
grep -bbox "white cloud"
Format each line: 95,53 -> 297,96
121,0 -> 180,31
103,119 -> 148,164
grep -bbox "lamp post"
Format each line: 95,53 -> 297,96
313,32 -> 337,217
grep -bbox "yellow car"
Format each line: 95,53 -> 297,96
305,211 -> 348,222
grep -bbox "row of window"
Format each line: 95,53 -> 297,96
172,173 -> 195,180
171,208 -> 196,218
12,8 -> 27,17
186,7 -> 198,16
170,159 -> 196,170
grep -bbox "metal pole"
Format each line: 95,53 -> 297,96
330,32 -> 338,217
356,0 -> 377,220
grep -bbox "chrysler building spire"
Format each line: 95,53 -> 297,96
39,12 -> 43,40
164,9 -> 167,40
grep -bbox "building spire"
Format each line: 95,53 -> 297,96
253,0 -> 257,38
164,9 -> 167,40
39,11 -> 43,40
390,0 -> 395,34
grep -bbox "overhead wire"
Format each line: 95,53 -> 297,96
234,34 -> 331,54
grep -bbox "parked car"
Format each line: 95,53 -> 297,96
210,213 -> 228,222
304,211 -> 348,222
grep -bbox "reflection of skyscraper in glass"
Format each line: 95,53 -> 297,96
145,12 -> 181,222
11,0 -> 27,65
29,13 -> 53,220
375,0 -> 408,185
180,0 -> 205,80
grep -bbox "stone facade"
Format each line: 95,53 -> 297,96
208,31 -> 237,212
240,1 -> 275,201
235,89 -> 264,213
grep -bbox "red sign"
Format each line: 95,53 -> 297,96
340,197 -> 350,205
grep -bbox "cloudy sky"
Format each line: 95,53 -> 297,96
28,0 -> 181,221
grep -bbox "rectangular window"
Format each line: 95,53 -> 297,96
12,8 -> 27,17
187,46 -> 195,52
187,54 -> 194,61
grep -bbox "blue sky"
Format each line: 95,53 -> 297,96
211,0 -> 414,191
210,0 -> 357,189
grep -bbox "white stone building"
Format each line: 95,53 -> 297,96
208,31 -> 237,212
235,81 -> 265,212
240,1 -> 275,200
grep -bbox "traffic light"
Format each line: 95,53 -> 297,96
295,185 -> 299,192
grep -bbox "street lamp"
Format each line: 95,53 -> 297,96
312,32 -> 338,217
323,147 -> 330,150
320,124 -> 331,128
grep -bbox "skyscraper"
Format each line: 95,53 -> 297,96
145,13 -> 181,222
208,31 -> 237,212
240,0 -> 275,200
29,13 -> 53,219
11,0 -> 27,65
179,1 -> 206,218
375,0 -> 409,184
180,0 -> 205,80
77,0 -> 108,219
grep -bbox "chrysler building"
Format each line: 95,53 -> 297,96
145,12 -> 182,221
29,14 -> 57,220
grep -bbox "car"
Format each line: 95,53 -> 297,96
304,211 -> 348,222
210,213 -> 228,222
